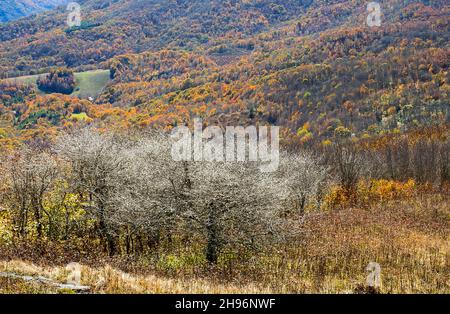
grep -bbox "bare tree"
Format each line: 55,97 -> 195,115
55,128 -> 130,255
109,133 -> 187,252
51,129 -> 310,262
112,132 -> 300,264
277,151 -> 329,214
329,143 -> 366,202
0,147 -> 58,238
437,140 -> 449,187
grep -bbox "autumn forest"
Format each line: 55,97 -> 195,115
0,0 -> 448,295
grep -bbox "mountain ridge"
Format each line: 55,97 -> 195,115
0,0 -> 69,23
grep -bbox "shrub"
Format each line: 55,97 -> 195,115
323,179 -> 417,210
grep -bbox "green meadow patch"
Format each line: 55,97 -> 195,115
70,112 -> 91,122
3,70 -> 111,99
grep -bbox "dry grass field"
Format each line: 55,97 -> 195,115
1,191 -> 448,294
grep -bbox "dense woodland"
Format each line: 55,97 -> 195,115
0,0 -> 447,141
0,0 -> 448,293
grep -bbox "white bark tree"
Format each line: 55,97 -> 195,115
277,151 -> 329,214
52,128 -> 313,262
55,128 -> 130,255
0,147 -> 58,238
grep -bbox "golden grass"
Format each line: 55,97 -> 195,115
0,260 -> 273,294
0,192 -> 448,294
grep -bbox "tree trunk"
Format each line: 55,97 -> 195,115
98,205 -> 116,256
33,204 -> 42,238
205,205 -> 220,264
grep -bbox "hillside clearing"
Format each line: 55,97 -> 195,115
2,70 -> 111,99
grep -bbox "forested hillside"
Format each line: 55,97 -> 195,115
0,0 -> 448,143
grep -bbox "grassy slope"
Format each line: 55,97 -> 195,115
0,260 -> 269,294
71,70 -> 111,99
1,192 -> 448,294
3,70 -> 111,99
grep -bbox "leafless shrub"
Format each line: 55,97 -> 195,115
437,140 -> 449,187
0,147 -> 58,238
55,128 -> 130,255
329,144 -> 366,196
114,133 -> 303,264
277,151 -> 329,214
